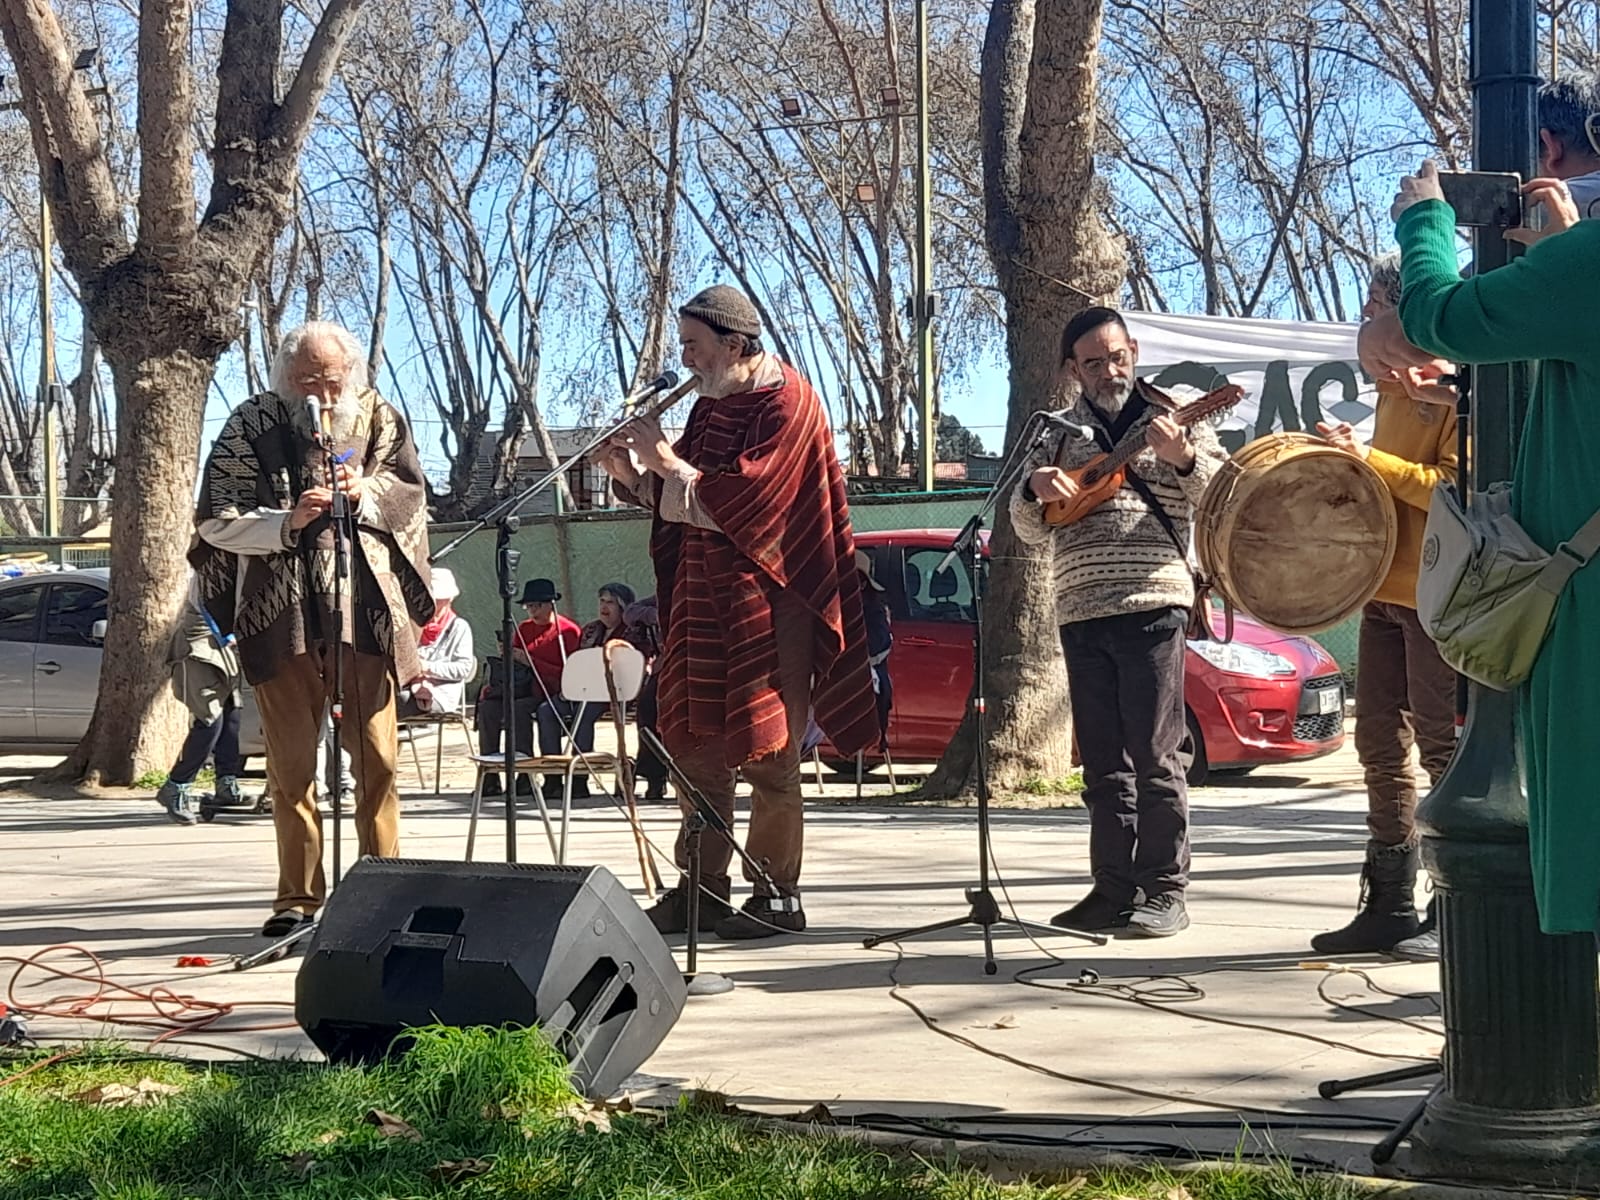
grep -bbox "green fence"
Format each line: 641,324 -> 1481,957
429,490 -> 1363,680
0,489 -> 1363,680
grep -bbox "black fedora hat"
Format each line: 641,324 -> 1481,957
518,578 -> 561,604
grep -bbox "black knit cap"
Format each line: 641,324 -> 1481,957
1059,305 -> 1128,365
679,285 -> 762,338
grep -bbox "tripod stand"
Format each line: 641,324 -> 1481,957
1319,1060 -> 1441,1166
432,371 -> 697,863
638,725 -> 788,997
864,414 -> 1108,974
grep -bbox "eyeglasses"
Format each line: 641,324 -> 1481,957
1079,349 -> 1132,375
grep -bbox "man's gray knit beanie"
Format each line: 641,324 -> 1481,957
678,285 -> 762,338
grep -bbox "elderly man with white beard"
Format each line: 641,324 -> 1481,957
190,321 -> 432,937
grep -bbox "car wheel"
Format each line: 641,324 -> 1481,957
1182,710 -> 1209,787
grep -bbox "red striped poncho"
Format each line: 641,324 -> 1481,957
652,363 -> 879,768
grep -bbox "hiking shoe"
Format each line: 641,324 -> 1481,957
157,781 -> 197,826
1387,927 -> 1439,961
1050,890 -> 1133,933
215,775 -> 245,806
1127,892 -> 1189,938
645,878 -> 732,935
714,893 -> 807,940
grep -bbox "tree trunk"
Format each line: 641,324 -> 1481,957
922,0 -> 1123,798
48,348 -> 212,784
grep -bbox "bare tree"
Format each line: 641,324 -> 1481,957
923,0 -> 1124,795
0,0 -> 374,783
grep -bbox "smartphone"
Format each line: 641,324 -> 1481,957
1436,171 -> 1524,228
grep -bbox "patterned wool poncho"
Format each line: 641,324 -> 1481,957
650,364 -> 879,768
190,389 -> 433,687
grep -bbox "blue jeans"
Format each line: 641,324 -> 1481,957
537,697 -> 603,755
169,697 -> 243,785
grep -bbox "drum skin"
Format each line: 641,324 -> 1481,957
1195,433 -> 1397,635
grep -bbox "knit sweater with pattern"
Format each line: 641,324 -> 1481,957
1009,391 -> 1227,626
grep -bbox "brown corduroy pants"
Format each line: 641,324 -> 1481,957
670,592 -> 814,896
253,647 -> 401,915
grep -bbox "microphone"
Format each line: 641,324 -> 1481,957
305,395 -> 322,444
1039,413 -> 1096,441
622,370 -> 680,412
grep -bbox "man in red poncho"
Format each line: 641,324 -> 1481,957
599,285 -> 878,939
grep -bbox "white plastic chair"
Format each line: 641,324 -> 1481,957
465,644 -> 649,869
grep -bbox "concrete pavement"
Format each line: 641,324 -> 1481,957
0,729 -> 1446,1176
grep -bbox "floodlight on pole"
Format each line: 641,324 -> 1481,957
854,181 -> 878,204
779,96 -> 803,120
879,85 -> 902,108
73,47 -> 98,71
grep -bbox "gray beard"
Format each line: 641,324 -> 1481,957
1088,378 -> 1132,415
328,392 -> 364,441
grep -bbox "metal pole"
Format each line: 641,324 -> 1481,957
1409,0 -> 1600,1183
914,0 -> 936,492
840,125 -> 852,457
39,191 -> 58,538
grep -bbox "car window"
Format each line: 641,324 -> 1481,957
43,582 -> 107,647
862,545 -> 908,622
0,583 -> 43,643
902,549 -> 975,623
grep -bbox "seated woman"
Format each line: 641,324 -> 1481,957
399,568 -> 476,717
536,581 -> 635,799
622,593 -> 667,802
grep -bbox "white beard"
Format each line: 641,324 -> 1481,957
327,391 -> 365,442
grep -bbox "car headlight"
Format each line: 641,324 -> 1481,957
1188,640 -> 1297,677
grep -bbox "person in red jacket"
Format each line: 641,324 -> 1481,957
475,577 -> 580,796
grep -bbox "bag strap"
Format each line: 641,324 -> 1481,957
1536,505 -> 1600,594
1122,464 -> 1234,642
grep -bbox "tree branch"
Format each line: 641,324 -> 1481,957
137,0 -> 197,266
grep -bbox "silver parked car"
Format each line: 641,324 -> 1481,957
0,567 -> 265,756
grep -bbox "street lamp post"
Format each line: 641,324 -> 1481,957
1,49 -> 104,540
775,68 -> 934,487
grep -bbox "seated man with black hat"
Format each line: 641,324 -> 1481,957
474,577 -> 581,796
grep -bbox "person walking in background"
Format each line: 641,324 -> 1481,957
158,587 -> 246,825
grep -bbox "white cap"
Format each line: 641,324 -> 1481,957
430,568 -> 459,601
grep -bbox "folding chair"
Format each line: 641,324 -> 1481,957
465,644 -> 650,873
399,709 -> 474,795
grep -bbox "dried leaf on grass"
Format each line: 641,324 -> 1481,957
428,1158 -> 493,1184
558,1101 -> 613,1132
967,1014 -> 1019,1030
314,1130 -> 343,1145
282,1150 -> 318,1181
794,1102 -> 836,1124
363,1109 -> 422,1140
1166,1188 -> 1194,1200
71,1079 -> 182,1107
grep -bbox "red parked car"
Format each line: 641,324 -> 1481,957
848,529 -> 1346,783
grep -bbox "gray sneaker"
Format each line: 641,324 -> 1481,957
157,781 -> 197,826
1127,891 -> 1189,937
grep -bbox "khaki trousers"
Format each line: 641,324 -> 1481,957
672,592 -> 814,896
254,648 -> 401,915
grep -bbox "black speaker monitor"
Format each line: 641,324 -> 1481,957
295,859 -> 685,1098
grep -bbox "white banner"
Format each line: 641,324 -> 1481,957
1123,311 -> 1376,451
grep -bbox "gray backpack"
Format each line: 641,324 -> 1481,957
1415,483 -> 1600,690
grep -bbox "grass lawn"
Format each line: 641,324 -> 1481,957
1,1027 -> 1365,1200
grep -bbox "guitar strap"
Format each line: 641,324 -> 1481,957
1082,393 -> 1233,644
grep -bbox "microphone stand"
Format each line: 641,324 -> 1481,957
864,410 -> 1107,974
434,373 -> 693,863
640,726 -> 771,998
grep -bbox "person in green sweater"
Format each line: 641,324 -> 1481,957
1311,253 -> 1459,960
1366,159 -> 1600,937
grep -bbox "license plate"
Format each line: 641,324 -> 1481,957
1317,687 -> 1342,715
